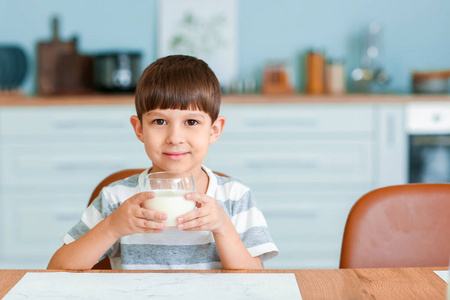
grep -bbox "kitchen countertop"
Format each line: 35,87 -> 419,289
0,93 -> 449,106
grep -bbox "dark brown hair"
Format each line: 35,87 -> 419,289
135,55 -> 221,122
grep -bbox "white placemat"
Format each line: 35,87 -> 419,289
434,270 -> 449,283
4,272 -> 302,300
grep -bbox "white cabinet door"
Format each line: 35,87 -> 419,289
0,105 -> 149,268
206,103 -> 377,268
0,106 -> 137,136
375,104 -> 408,188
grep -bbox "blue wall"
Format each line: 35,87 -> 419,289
1,0 -> 449,94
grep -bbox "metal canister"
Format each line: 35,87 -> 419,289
305,50 -> 326,95
325,59 -> 346,94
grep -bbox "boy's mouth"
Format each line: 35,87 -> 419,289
163,152 -> 188,161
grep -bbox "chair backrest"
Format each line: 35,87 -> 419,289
88,169 -> 146,206
339,183 -> 450,269
88,168 -> 229,269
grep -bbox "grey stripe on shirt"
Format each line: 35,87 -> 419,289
120,243 -> 220,266
240,226 -> 275,248
217,190 -> 258,217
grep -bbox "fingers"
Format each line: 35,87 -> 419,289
126,214 -> 168,234
125,192 -> 222,233
124,192 -> 165,221
185,192 -> 210,209
185,192 -> 209,205
130,191 -> 154,204
177,217 -> 211,231
177,207 -> 213,230
136,218 -> 168,231
129,192 -> 168,223
177,193 -> 228,232
134,205 -> 168,233
137,208 -> 167,222
177,203 -> 206,223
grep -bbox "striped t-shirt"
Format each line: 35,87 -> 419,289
63,166 -> 279,269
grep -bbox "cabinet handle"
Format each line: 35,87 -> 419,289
244,117 -> 318,128
54,161 -> 126,171
263,206 -> 318,218
246,159 -> 319,169
385,114 -> 396,147
53,119 -> 126,129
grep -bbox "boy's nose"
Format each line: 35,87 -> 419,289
166,125 -> 185,144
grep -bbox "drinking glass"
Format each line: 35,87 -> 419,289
142,171 -> 196,227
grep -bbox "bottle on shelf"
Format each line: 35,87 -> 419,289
305,50 -> 326,95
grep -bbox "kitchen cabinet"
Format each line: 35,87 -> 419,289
0,106 -> 150,268
374,104 -> 408,187
0,101 -> 406,269
205,103 -> 379,268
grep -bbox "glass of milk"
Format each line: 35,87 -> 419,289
142,171 -> 196,228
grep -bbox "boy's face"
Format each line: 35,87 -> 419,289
130,109 -> 225,176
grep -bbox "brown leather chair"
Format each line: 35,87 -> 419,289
87,168 -> 228,269
339,183 -> 450,269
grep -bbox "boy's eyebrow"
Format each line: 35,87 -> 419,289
144,111 -> 160,117
184,111 -> 206,119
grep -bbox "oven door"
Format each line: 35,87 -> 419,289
407,103 -> 450,183
409,134 -> 450,183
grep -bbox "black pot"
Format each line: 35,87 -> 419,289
93,51 -> 141,92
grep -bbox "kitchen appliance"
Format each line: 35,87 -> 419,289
93,52 -> 141,92
0,45 -> 27,91
407,103 -> 450,183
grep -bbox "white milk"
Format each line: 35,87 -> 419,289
142,189 -> 195,227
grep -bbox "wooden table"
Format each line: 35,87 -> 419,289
0,267 -> 447,299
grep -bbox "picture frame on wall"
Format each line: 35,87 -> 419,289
158,0 -> 237,90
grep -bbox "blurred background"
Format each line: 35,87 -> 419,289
1,0 -> 450,270
1,0 -> 449,95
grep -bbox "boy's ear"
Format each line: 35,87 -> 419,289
209,116 -> 225,145
130,115 -> 144,143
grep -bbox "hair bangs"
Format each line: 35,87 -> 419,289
135,55 -> 221,122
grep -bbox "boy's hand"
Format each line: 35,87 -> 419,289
176,192 -> 231,234
106,191 -> 168,239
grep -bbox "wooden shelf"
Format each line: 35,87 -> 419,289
0,93 -> 449,106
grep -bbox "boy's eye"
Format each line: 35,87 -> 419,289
152,119 -> 166,125
186,119 -> 198,126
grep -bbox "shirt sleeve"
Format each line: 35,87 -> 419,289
62,188 -> 117,260
229,187 -> 279,262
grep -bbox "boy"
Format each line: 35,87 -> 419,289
48,55 -> 278,270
